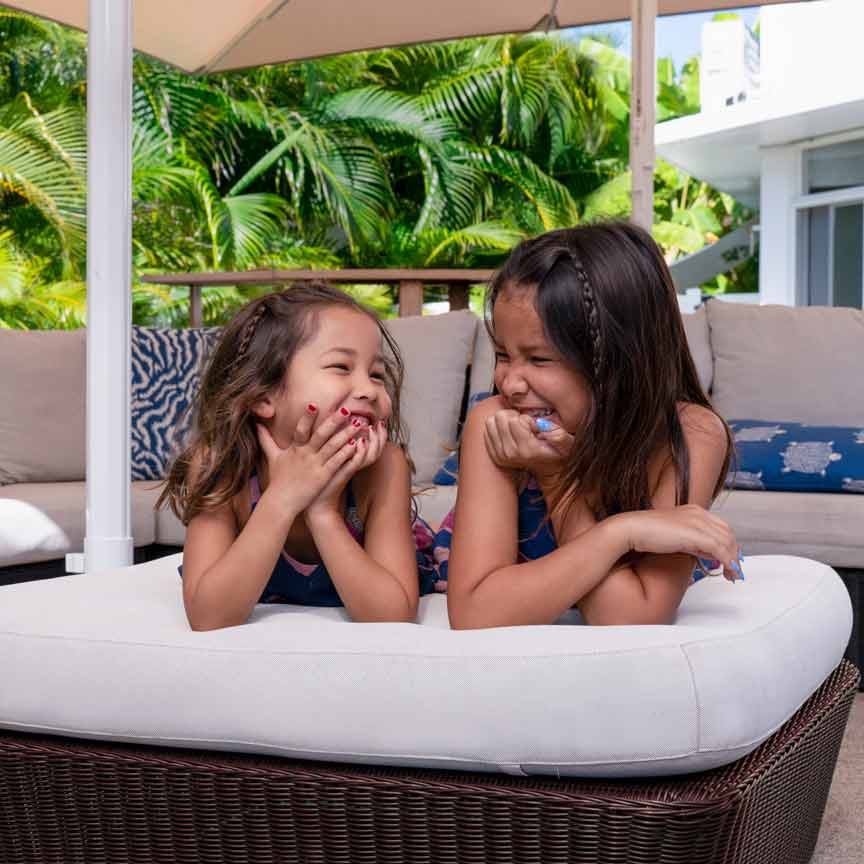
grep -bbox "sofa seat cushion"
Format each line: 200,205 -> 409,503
155,483 -> 458,547
0,482 -> 160,568
711,489 -> 864,568
0,553 -> 850,778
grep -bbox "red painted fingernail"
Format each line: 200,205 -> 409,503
340,407 -> 350,416
307,403 -> 317,413
348,438 -> 355,445
352,418 -> 361,427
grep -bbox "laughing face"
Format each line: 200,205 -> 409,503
254,305 -> 392,445
491,285 -> 592,434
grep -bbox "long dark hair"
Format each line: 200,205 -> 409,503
157,282 -> 409,525
487,221 -> 732,519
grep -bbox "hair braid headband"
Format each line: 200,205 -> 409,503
234,300 -> 269,372
549,250 -> 602,381
572,260 -> 602,380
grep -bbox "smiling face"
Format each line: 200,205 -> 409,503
492,285 -> 592,434
254,305 -> 391,446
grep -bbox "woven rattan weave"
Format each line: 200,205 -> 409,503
0,660 -> 859,864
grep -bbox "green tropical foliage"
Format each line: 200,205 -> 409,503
0,9 -> 756,329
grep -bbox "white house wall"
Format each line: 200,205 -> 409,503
759,145 -> 801,306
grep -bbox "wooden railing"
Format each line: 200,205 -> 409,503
140,269 -> 495,326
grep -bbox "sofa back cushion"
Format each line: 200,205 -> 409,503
682,305 -> 713,394
0,329 -> 86,485
385,311 -> 478,483
707,301 -> 864,426
468,319 -> 496,399
131,326 -> 221,481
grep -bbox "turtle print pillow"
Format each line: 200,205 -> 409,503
726,421 -> 864,494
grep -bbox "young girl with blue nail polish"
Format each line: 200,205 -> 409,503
438,222 -> 743,630
158,283 -> 436,630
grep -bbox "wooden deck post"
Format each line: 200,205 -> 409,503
399,280 -> 424,317
448,284 -> 470,311
189,284 -> 202,328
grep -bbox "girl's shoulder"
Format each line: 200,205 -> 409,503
675,401 -> 728,446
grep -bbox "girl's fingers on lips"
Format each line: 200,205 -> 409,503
318,422 -> 357,460
310,407 -> 352,449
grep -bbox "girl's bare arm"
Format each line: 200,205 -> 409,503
446,398 -> 630,629
181,480 -> 301,631
307,443 -> 419,622
576,404 -> 732,626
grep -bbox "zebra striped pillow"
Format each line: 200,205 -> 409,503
131,326 -> 221,481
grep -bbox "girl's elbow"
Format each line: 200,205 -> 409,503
447,591 -> 486,630
581,607 -> 674,626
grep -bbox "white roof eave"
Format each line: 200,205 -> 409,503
656,96 -> 864,208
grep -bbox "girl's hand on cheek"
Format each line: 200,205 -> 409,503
306,418 -> 389,520
484,409 -> 574,474
256,405 -> 356,517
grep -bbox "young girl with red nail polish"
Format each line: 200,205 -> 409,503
439,222 -> 743,630
158,283 -> 435,630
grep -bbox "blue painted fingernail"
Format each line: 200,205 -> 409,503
535,418 -> 557,432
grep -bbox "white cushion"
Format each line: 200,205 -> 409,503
0,482 -> 159,567
0,554 -> 850,778
385,311 -> 478,483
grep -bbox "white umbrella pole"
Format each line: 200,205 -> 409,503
83,0 -> 134,573
630,0 -> 657,231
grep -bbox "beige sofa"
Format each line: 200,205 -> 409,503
1,302 -> 863,574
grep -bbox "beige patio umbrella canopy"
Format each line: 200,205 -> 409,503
2,0 -> 804,575
11,0 -> 796,74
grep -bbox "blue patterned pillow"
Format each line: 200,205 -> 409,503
131,326 -> 222,481
726,420 -> 864,493
433,392 -> 492,485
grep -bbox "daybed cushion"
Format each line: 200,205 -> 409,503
0,482 -> 160,567
0,553 -> 850,778
707,300 -> 864,425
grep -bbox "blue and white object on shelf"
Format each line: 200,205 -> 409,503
726,420 -> 864,494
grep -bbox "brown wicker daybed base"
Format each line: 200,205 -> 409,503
0,660 -> 859,864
